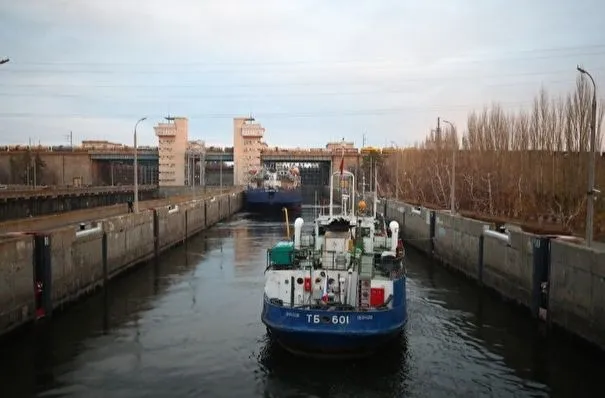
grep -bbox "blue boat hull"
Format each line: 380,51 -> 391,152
261,278 -> 407,357
245,188 -> 302,213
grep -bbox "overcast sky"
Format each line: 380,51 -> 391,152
1,0 -> 604,148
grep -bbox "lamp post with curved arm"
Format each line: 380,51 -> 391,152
133,117 -> 147,213
577,65 -> 598,247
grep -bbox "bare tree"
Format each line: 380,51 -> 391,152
382,75 -> 605,237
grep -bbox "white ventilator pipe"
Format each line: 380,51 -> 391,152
294,217 -> 304,249
389,220 -> 399,252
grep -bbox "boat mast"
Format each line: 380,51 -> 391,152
373,157 -> 378,218
329,166 -> 334,218
340,143 -> 345,217
351,168 -> 356,218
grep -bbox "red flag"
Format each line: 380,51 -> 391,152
339,154 -> 344,175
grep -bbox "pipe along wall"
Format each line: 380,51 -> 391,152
0,190 -> 244,338
381,199 -> 605,353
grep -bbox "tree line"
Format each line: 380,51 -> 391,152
380,75 -> 605,237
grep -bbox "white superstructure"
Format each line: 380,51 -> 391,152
263,169 -> 404,310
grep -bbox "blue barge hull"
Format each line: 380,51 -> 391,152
261,278 -> 407,357
245,188 -> 302,213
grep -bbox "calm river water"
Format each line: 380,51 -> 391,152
1,209 -> 605,397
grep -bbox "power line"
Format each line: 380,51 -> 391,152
10,43 -> 605,68
3,49 -> 605,76
0,100 -> 536,120
2,66 -> 603,89
0,78 -> 585,100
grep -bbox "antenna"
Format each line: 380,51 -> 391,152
63,131 -> 73,150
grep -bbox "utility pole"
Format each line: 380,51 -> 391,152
390,141 -> 399,200
436,117 -> 441,146
27,137 -> 31,186
201,150 -> 206,191
219,156 -> 223,191
33,155 -> 37,188
133,117 -> 147,213
187,150 -> 192,188
442,120 -> 457,214
577,65 -> 598,247
64,131 -> 73,150
193,153 -> 196,188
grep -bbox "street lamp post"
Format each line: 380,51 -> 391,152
577,65 -> 598,247
219,152 -> 223,192
442,119 -> 457,214
133,117 -> 147,213
390,141 -> 399,200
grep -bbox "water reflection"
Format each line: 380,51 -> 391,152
1,213 -> 605,398
257,332 -> 411,398
405,247 -> 605,397
0,231 -> 220,398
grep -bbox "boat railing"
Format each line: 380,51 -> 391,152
265,246 -> 318,272
321,250 -> 353,271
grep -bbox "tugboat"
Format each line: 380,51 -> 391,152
245,166 -> 302,215
261,169 -> 407,357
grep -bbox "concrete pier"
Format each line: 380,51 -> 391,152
384,199 -> 605,352
0,188 -> 244,337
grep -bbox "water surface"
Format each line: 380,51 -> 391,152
1,210 -> 604,397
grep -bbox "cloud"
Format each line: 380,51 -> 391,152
1,0 -> 604,148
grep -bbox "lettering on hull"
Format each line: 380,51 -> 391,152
306,314 -> 350,325
282,311 -> 376,323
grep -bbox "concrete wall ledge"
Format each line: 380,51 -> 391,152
0,188 -> 245,339
384,198 -> 605,353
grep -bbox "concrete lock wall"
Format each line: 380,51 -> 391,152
481,230 -> 535,308
0,189 -> 244,338
104,211 -> 155,276
433,212 -> 491,279
184,200 -> 206,236
400,204 -> 432,253
205,197 -> 220,227
549,240 -> 605,350
50,225 -> 105,309
0,236 -> 35,335
220,195 -> 229,220
157,205 -> 187,251
385,198 -> 605,352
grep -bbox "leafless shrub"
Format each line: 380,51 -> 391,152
382,75 -> 605,237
